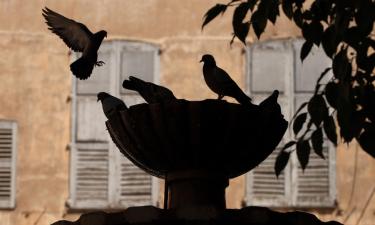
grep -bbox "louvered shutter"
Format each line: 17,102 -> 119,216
295,146 -> 335,207
247,148 -> 291,207
115,43 -> 159,207
70,143 -> 109,208
246,39 -> 336,208
69,43 -> 114,209
292,41 -> 335,207
117,157 -> 153,207
245,41 -> 293,206
0,121 -> 17,209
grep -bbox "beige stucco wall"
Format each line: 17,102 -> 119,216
0,1 -> 373,225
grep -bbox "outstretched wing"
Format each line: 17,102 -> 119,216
42,7 -> 92,52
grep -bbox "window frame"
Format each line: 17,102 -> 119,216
244,38 -> 336,208
68,40 -> 160,210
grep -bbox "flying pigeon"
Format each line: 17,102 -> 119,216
97,92 -> 127,119
42,7 -> 107,80
200,54 -> 252,106
122,76 -> 177,104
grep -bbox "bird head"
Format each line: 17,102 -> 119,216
97,92 -> 110,102
97,30 -> 107,39
200,54 -> 216,66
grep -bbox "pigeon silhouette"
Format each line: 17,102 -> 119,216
122,76 -> 177,104
260,90 -> 280,109
97,92 -> 127,119
42,7 -> 107,80
259,90 -> 282,116
200,54 -> 252,106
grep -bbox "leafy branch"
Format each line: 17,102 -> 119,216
202,0 -> 375,174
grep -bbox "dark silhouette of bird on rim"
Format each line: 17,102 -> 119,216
97,92 -> 127,119
200,54 -> 252,106
42,7 -> 107,80
122,76 -> 177,104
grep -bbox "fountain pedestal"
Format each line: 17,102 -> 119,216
167,170 -> 228,209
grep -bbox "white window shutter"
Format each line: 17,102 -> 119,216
246,39 -> 336,208
247,148 -> 291,207
294,146 -> 336,207
69,143 -> 110,209
245,41 -> 293,207
116,156 -> 153,207
116,42 -> 159,207
0,121 -> 17,209
69,43 -> 114,209
70,41 -> 159,209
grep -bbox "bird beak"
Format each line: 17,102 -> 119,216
199,59 -> 203,63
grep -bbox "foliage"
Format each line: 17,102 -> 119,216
202,0 -> 375,173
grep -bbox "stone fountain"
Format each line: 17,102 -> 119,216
52,94 -> 342,225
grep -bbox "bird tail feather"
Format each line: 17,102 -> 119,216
236,92 -> 252,106
122,76 -> 146,91
70,57 -> 94,80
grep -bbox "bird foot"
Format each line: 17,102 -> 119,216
95,61 -> 105,66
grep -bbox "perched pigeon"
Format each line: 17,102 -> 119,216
122,76 -> 177,104
42,7 -> 107,80
200,54 -> 252,106
97,92 -> 127,119
259,90 -> 281,115
259,90 -> 279,108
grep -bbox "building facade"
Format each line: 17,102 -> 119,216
0,1 -> 374,225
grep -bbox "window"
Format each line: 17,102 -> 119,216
245,39 -> 336,208
0,120 -> 17,209
68,41 -> 160,209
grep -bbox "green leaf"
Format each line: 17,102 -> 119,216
292,102 -> 308,120
247,0 -> 258,11
293,112 -> 307,135
311,128 -> 324,159
310,21 -> 324,45
234,22 -> 250,45
325,82 -> 339,109
336,89 -> 355,143
293,8 -> 303,28
322,26 -> 339,58
282,0 -> 293,19
308,95 -> 328,127
302,22 -> 323,45
268,0 -> 280,24
202,4 -> 227,29
232,2 -> 251,44
233,2 -> 250,26
297,140 -> 311,170
275,150 -> 291,178
300,40 -> 313,62
357,122 -> 375,158
310,0 -> 331,22
251,9 -> 267,39
355,0 -> 375,37
323,116 -> 337,146
332,48 -> 351,82
343,27 -> 365,48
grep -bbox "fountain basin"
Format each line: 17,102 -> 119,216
106,99 -> 287,179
